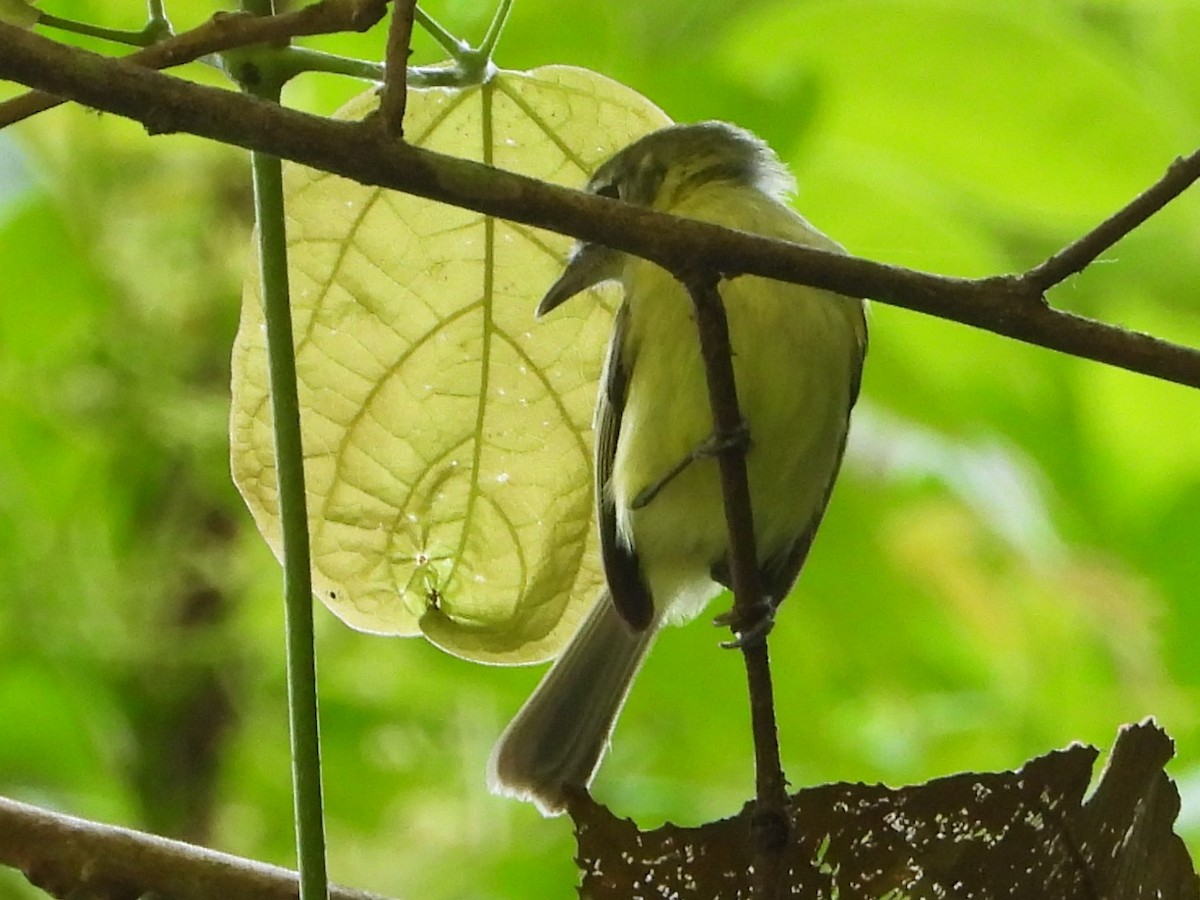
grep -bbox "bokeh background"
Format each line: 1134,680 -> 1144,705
1,0 -> 1198,896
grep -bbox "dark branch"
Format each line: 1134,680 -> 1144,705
0,795 -> 391,900
1025,151 -> 1200,293
684,275 -> 790,900
0,23 -> 1198,392
377,0 -> 416,136
0,0 -> 388,127
683,276 -> 766,630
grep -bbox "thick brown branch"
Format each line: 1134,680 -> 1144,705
0,795 -> 391,900
1,23 -> 1198,390
377,0 -> 416,136
0,0 -> 388,127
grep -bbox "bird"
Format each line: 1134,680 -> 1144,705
488,121 -> 867,816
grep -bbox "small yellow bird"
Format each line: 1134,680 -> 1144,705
489,121 -> 867,815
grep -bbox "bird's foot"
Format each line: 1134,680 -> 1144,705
715,596 -> 776,649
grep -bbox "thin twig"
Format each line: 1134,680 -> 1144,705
0,0 -> 388,127
0,796 -> 390,900
682,277 -> 765,630
0,22 -> 1197,392
378,0 -> 417,136
1024,148 -> 1200,292
684,275 -> 788,900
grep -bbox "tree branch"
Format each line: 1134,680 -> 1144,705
684,274 -> 789,900
0,795 -> 392,900
0,0 -> 388,127
0,23 -> 1197,394
377,0 -> 416,136
1025,152 -> 1200,293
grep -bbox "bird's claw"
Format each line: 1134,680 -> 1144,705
715,597 -> 776,649
698,418 -> 751,459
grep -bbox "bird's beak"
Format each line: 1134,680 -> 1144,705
536,243 -> 623,318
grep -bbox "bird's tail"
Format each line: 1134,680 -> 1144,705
488,591 -> 656,815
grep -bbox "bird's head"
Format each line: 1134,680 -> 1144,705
537,122 -> 792,316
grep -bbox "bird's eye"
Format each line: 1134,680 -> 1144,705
595,181 -> 620,200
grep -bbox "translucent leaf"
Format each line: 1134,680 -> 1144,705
230,66 -> 670,664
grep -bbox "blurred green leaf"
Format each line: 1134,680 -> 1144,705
720,0 -> 1186,228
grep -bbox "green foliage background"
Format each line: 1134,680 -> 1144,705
1,0 -> 1198,897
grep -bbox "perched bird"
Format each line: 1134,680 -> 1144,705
488,121 -> 867,815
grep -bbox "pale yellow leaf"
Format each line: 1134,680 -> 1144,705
231,66 -> 670,664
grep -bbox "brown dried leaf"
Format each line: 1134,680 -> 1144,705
572,721 -> 1198,899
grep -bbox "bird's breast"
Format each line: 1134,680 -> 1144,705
611,260 -> 858,622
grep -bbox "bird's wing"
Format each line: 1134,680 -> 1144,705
595,301 -> 655,630
762,298 -> 867,605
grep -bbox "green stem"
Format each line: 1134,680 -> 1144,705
414,5 -> 466,57
38,11 -> 165,47
251,137 -> 330,900
475,0 -> 513,61
275,48 -> 494,88
143,0 -> 171,40
275,46 -> 386,83
410,1 -> 504,84
240,9 -> 329,895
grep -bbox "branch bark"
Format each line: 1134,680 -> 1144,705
377,0 -> 416,136
684,274 -> 789,900
0,0 -> 388,127
1,22 -> 1198,390
0,796 -> 391,900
